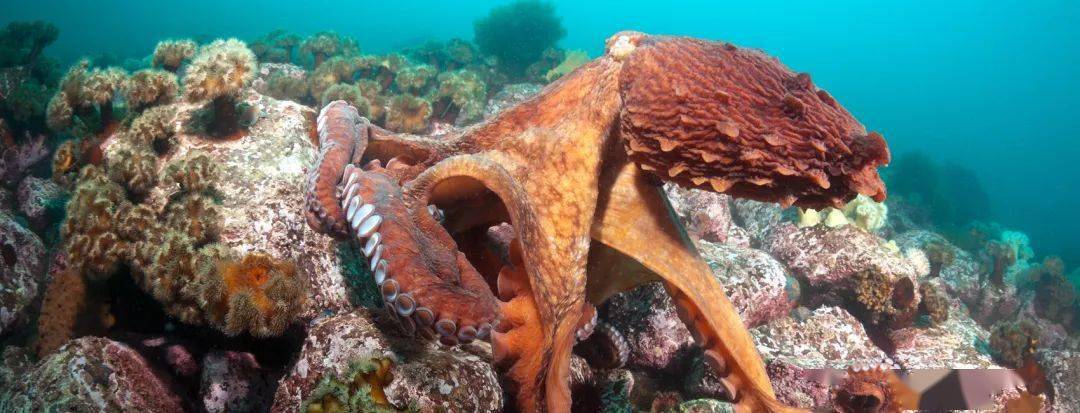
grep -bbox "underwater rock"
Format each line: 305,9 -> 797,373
730,198 -> 784,248
483,83 -> 542,119
0,210 -> 46,335
751,306 -> 893,369
16,175 -> 67,232
1036,350 -> 1080,412
252,62 -> 309,103
103,92 -> 350,320
677,398 -> 736,413
893,230 -> 1019,325
602,282 -> 695,376
888,298 -> 999,369
763,360 -> 834,410
697,241 -> 792,327
765,224 -> 920,309
272,309 -> 502,412
0,133 -> 48,188
0,337 -> 184,411
0,188 -> 13,214
664,183 -> 742,246
201,350 -> 275,413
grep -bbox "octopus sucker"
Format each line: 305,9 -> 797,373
306,32 -> 889,412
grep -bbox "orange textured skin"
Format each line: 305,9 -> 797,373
619,36 -> 889,209
305,101 -> 369,238
305,32 -> 891,412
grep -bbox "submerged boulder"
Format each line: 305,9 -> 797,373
0,337 -> 185,411
272,309 -> 502,412
0,210 -> 46,335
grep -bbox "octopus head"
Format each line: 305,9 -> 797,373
613,33 -> 890,209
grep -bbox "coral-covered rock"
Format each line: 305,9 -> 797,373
677,398 -> 736,413
764,360 -> 834,410
104,92 -> 350,320
664,183 -> 741,245
0,133 -> 49,188
253,63 -> 309,103
730,198 -> 783,248
201,350 -> 274,413
1036,350 -> 1080,412
888,301 -> 999,369
16,175 -> 67,232
272,309 -> 502,412
483,83 -> 541,119
893,230 -> 1019,324
698,241 -> 792,327
602,282 -> 695,376
751,306 -> 893,369
0,337 -> 184,411
0,211 -> 46,335
766,225 -> 918,293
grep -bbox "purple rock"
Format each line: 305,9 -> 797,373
201,350 -> 273,413
16,176 -> 67,233
0,211 -> 45,335
0,337 -> 185,411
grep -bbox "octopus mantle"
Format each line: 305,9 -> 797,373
304,32 -> 889,412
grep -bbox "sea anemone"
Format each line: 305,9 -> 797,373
474,0 -> 566,79
47,60 -> 128,137
61,166 -> 129,279
152,39 -> 196,72
385,94 -> 431,134
182,38 -> 257,138
431,69 -> 486,125
917,282 -> 949,326
128,105 -> 177,154
393,63 -> 436,95
123,69 -> 178,111
263,69 -> 309,103
989,319 -> 1040,368
321,83 -> 371,117
199,252 -> 306,337
300,31 -> 357,68
307,55 -> 361,99
105,147 -> 158,197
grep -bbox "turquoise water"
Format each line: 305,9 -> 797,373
3,0 -> 1077,264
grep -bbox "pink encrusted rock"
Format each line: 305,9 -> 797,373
603,282 -> 695,376
888,298 -> 999,369
730,198 -> 784,248
893,230 -> 1018,325
664,183 -> 741,245
751,306 -> 894,369
0,133 -> 49,188
102,91 -> 351,320
765,224 -> 921,306
1037,350 -> 1080,412
764,360 -> 834,410
698,241 -> 792,328
0,337 -> 184,411
252,63 -> 308,100
201,350 -> 274,413
16,175 -> 67,232
0,210 -> 46,335
272,309 -> 502,412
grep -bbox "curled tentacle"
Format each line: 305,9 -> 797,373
305,100 -> 369,238
339,163 -> 499,346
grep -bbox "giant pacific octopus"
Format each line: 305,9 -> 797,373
304,32 -> 890,412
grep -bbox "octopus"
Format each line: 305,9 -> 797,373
305,32 -> 890,412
